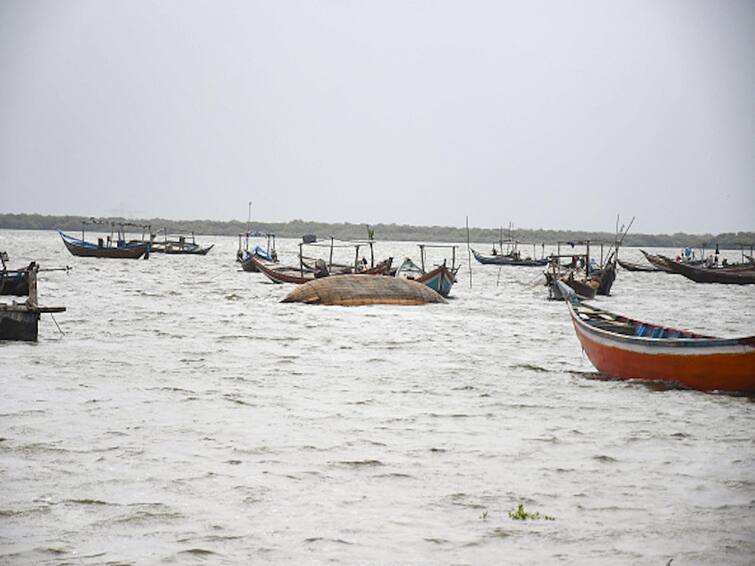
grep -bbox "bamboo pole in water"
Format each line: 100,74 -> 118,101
466,216 -> 472,288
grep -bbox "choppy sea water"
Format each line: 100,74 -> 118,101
1,229 -> 753,565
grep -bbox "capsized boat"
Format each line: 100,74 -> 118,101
281,274 -> 445,306
559,282 -> 755,393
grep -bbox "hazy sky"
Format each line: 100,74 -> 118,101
1,1 -> 753,233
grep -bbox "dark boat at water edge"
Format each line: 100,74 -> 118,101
658,255 -> 755,285
59,220 -> 152,259
0,265 -> 65,341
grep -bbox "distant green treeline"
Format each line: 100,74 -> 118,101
1,213 -> 753,249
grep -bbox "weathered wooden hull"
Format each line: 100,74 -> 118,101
547,272 -> 597,300
238,250 -> 279,272
152,243 -> 214,255
282,274 -> 445,306
659,255 -> 755,285
472,249 -> 548,267
59,231 -> 149,259
617,258 -> 660,272
0,270 -> 30,296
251,255 -> 389,284
562,287 -> 755,393
0,307 -> 39,341
416,265 -> 458,297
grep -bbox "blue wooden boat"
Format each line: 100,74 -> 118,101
237,232 -> 278,272
472,248 -> 548,266
59,230 -> 150,259
395,245 -> 460,297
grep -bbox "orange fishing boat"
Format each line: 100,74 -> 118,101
559,283 -> 755,393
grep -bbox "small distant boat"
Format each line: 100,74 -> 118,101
559,282 -> 755,394
59,230 -> 150,259
658,255 -> 755,285
471,249 -> 548,267
395,245 -> 459,297
617,258 -> 661,272
237,232 -> 278,272
151,231 -> 213,255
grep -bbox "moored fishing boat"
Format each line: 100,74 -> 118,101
559,282 -> 755,393
658,255 -> 755,285
151,230 -> 213,255
617,258 -> 661,272
251,254 -> 391,284
471,248 -> 548,267
59,220 -> 153,259
60,230 -> 150,259
237,231 -> 278,272
395,245 -> 460,297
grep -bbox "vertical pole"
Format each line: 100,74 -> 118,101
354,245 -> 359,271
465,218 -> 472,288
329,237 -> 334,270
28,267 -> 38,307
370,242 -> 374,268
420,245 -> 426,272
586,240 -> 591,276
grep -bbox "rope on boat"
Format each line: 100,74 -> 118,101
50,313 -> 65,336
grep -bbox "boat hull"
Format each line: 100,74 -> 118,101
472,249 -> 548,266
0,308 -> 39,341
572,319 -> 755,393
417,265 -> 458,297
60,231 -> 149,259
659,255 -> 755,285
0,271 -> 30,296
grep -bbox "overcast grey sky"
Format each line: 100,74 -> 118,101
1,0 -> 753,233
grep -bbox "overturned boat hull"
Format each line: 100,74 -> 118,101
282,274 -> 445,306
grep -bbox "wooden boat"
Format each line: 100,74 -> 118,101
151,232 -> 213,255
395,245 -> 460,297
545,268 -> 598,300
0,253 -> 32,295
617,258 -> 661,272
281,274 -> 446,306
471,249 -> 548,267
640,250 -> 705,273
559,282 -> 755,393
251,254 -> 391,284
545,239 -> 617,299
658,255 -> 755,285
59,230 -> 150,259
0,266 -> 65,341
0,269 -> 29,295
237,231 -> 278,272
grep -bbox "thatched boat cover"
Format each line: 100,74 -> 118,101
281,275 -> 446,306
